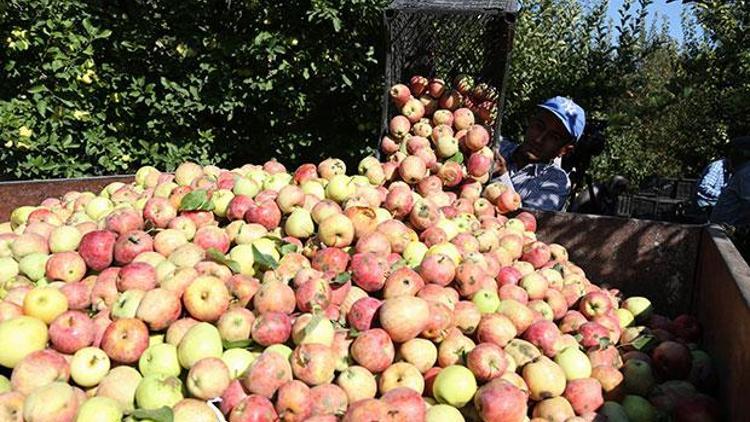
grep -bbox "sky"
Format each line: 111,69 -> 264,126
605,0 -> 692,42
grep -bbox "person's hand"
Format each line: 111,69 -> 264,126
493,150 -> 508,176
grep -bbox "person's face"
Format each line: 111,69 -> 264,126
518,109 -> 575,162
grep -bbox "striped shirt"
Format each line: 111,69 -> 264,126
492,139 -> 571,211
695,158 -> 731,208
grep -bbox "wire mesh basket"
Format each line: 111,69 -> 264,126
381,0 -> 519,153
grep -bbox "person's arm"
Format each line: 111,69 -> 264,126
516,167 -> 571,212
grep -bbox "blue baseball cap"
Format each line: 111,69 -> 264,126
538,96 -> 586,142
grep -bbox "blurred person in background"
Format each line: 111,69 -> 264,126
710,136 -> 750,228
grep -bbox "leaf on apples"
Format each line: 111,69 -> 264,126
332,272 -> 351,285
252,245 -> 279,270
598,337 -> 612,349
631,334 -> 656,351
349,327 -> 360,338
179,189 -> 214,211
280,242 -> 298,256
303,314 -> 323,337
390,259 -> 407,272
552,263 -> 565,274
448,151 -> 464,164
126,406 -> 174,422
223,338 -> 253,349
205,247 -> 241,273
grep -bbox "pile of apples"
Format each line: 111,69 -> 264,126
381,74 -> 510,195
0,157 -> 720,420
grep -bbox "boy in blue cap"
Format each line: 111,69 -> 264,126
492,96 -> 586,211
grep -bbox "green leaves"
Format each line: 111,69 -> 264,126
223,339 -> 253,349
448,151 -> 464,164
125,407 -> 173,422
179,190 -> 214,211
206,248 -> 242,274
252,245 -> 279,270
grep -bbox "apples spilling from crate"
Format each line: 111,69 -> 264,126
381,74 -> 505,192
0,157 -> 720,422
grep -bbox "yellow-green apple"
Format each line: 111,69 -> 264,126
187,357 -> 231,400
169,243 -> 205,268
242,351 -> 292,398
519,272 -> 548,300
174,162 -> 204,186
70,346 -> 110,387
336,366 -> 377,403
311,200 -> 342,225
47,226 -> 81,253
95,366 -> 142,411
230,395 -> 278,421
48,310 -> 94,354
377,362 -> 424,395
22,382 -> 78,422
284,208 -> 315,239
217,307 -> 255,343
11,233 -> 49,260
139,343 -> 181,377
177,322 -> 223,369
10,349 -> 69,395
75,397 -> 122,422
615,308 -> 636,328
622,297 -> 653,323
233,177 -> 261,198
110,289 -> 146,319
523,356 -> 566,400
292,314 -> 334,346
471,288 -> 500,314
23,286 -> 68,324
18,253 -> 49,282
276,185 -> 305,214
432,365 -> 477,407
135,373 -> 184,409
100,318 -> 149,364
168,215 -> 197,240
318,214 -> 354,248
222,348 -> 257,379
555,346 -> 592,380
183,275 -> 230,322
0,376 -> 8,394
426,404 -> 464,422
153,229 -> 188,256
398,338 -> 437,373
84,196 -> 113,220
165,317 -> 199,346
136,288 -> 181,331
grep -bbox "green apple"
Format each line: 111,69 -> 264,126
554,346 -> 592,380
10,206 -> 36,229
18,252 -> 49,282
426,242 -> 461,266
0,256 -> 19,283
228,244 -> 255,276
222,349 -> 258,379
135,374 -> 184,410
233,177 -> 261,198
263,173 -> 293,192
149,334 -> 165,346
292,314 -> 335,346
284,208 -> 315,239
48,225 -> 82,253
325,175 -> 355,203
251,238 -> 280,262
0,374 -> 10,393
599,401 -> 629,422
139,343 -> 181,377
154,182 -> 178,198
622,395 -> 657,422
177,322 -> 223,369
85,197 -> 114,220
301,180 -> 326,199
235,224 -> 268,245
211,189 -> 235,218
615,308 -> 636,328
403,241 -> 428,268
264,344 -> 293,360
155,260 -> 178,284
471,289 -> 500,314
245,168 -> 269,187
435,218 -> 459,241
426,404 -> 465,421
135,165 -> 160,187
432,365 -> 477,408
111,290 -> 146,319
76,396 -> 123,422
71,347 -> 111,387
622,297 -> 653,323
623,358 -> 656,396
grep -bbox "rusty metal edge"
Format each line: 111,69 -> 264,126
704,224 -> 750,308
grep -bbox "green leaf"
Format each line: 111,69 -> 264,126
179,189 -> 214,211
225,260 -> 242,274
332,272 -> 351,285
98,29 -> 112,39
598,337 -> 612,349
552,263 -> 565,274
631,334 -> 656,351
252,245 -> 279,270
280,242 -> 298,256
303,315 -> 323,337
125,406 -> 173,422
82,18 -> 96,36
449,151 -> 464,164
223,338 -> 252,349
28,85 -> 47,94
